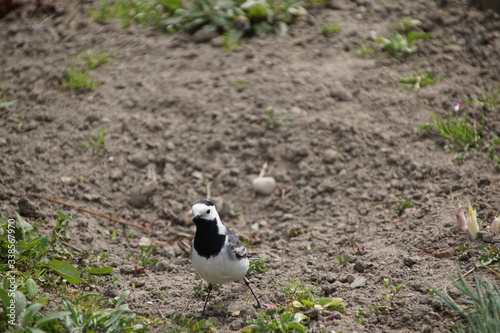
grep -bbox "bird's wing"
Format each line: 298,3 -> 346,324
227,233 -> 248,258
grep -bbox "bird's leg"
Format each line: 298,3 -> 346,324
201,283 -> 213,317
244,276 -> 264,309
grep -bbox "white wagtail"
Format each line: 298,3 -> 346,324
190,200 -> 263,315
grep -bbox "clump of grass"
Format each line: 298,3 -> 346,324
81,128 -> 107,154
166,313 -> 216,333
399,71 -> 441,90
434,270 -> 500,333
351,42 -> 374,56
375,31 -> 431,56
393,17 -> 421,31
488,137 -> 500,172
322,23 -> 341,36
393,199 -> 414,216
80,49 -> 114,69
265,107 -> 292,129
247,259 -> 269,276
63,66 -> 102,90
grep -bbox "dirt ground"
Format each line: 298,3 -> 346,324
1,0 -> 500,332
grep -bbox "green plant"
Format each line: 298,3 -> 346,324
399,71 -> 441,90
0,91 -> 18,109
465,84 -> 500,111
63,66 -> 102,90
478,245 -> 500,274
426,108 -> 483,153
322,23 -> 341,36
164,0 -> 307,43
380,278 -> 405,310
137,244 -> 160,266
80,49 -> 114,69
335,254 -> 350,267
248,259 -> 269,276
279,277 -> 316,300
375,31 -> 431,56
265,107 -> 291,129
243,306 -> 309,333
166,313 -> 216,332
81,128 -> 107,154
351,42 -> 374,56
393,200 -> 414,216
488,137 -> 500,172
434,270 -> 500,333
393,17 -> 421,31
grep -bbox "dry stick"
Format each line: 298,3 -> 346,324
259,162 -> 268,178
28,192 -> 152,232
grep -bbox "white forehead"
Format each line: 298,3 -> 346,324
192,202 -> 218,220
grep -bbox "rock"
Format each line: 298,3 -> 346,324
18,197 -> 40,218
326,0 -> 346,10
130,280 -> 145,287
433,248 -> 455,259
120,265 -> 135,274
323,149 -> 338,163
60,176 -> 73,185
329,82 -> 353,101
191,29 -> 217,43
128,152 -> 149,168
154,260 -> 169,272
350,276 -> 367,288
252,177 -> 276,195
403,257 -> 417,268
346,274 -> 356,283
138,237 -> 152,246
353,262 -> 366,273
160,246 -> 176,259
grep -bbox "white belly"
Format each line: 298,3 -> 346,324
191,249 -> 249,284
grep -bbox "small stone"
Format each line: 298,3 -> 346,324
120,265 -> 135,274
350,276 -> 367,288
230,310 -> 240,317
18,197 -> 40,218
433,248 -> 455,259
403,257 -> 417,268
128,152 -> 149,168
323,149 -> 338,163
160,246 -> 176,259
346,274 -> 356,283
252,177 -> 276,195
103,286 -> 119,297
138,237 -> 152,246
353,262 -> 366,273
325,0 -> 346,10
155,260 -> 169,272
131,280 -> 145,287
329,82 -> 353,101
192,29 -> 217,43
60,176 -> 73,185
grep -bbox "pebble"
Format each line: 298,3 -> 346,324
138,236 -> 152,246
350,276 -> 367,288
154,260 -> 169,272
346,274 -> 356,283
130,280 -> 145,288
160,246 -> 176,259
60,176 -> 73,185
330,82 -> 353,101
128,151 -> 149,168
433,248 -> 455,259
120,265 -> 135,274
323,149 -> 338,163
252,177 -> 276,195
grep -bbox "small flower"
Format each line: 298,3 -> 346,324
455,200 -> 467,232
466,203 -> 479,241
491,216 -> 500,236
453,99 -> 465,112
265,303 -> 276,310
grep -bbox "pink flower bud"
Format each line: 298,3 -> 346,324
456,201 -> 467,232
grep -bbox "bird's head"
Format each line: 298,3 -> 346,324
192,200 -> 218,223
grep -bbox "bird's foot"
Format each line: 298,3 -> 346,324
253,302 -> 266,310
196,311 -> 208,320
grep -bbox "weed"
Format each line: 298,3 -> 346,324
63,66 -> 102,90
393,17 -> 421,31
488,137 -> 500,172
235,77 -> 246,85
434,270 -> 500,332
375,31 -> 431,56
351,43 -> 374,56
243,306 -> 309,333
0,91 -> 18,109
248,259 -> 269,276
137,244 -> 160,266
80,49 -> 113,69
426,108 -> 483,153
393,199 -> 414,216
265,107 -> 292,129
335,254 -> 350,267
478,245 -> 500,274
399,71 -> 441,90
465,83 -> 500,111
279,277 -> 316,300
322,23 -> 341,36
380,278 -> 405,310
166,313 -> 216,333
81,128 -> 107,155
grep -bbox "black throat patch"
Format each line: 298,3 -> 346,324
193,217 -> 226,259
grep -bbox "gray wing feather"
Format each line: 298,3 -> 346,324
227,233 -> 248,258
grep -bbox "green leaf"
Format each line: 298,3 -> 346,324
115,290 -> 131,307
48,259 -> 81,284
21,303 -> 42,328
25,278 -> 38,299
286,321 -> 307,332
293,312 -> 310,324
35,311 -> 71,327
88,266 -> 114,275
292,300 -> 304,308
14,290 -> 27,317
0,287 -> 11,310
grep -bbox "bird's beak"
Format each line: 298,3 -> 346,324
192,214 -> 201,221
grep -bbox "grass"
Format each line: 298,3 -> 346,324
248,259 -> 269,276
399,71 -> 441,90
265,107 -> 292,129
166,313 -> 216,333
80,49 -> 114,69
393,199 -> 414,216
434,270 -> 500,332
63,66 -> 102,90
322,23 -> 341,36
81,128 -> 107,154
351,42 -> 374,56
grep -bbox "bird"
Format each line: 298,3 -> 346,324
190,199 -> 263,316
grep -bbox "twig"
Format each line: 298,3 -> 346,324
259,162 -> 268,178
480,264 -> 500,278
28,192 -> 151,232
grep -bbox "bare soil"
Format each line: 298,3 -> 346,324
1,0 -> 500,332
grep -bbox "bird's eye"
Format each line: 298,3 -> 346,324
206,209 -> 210,214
